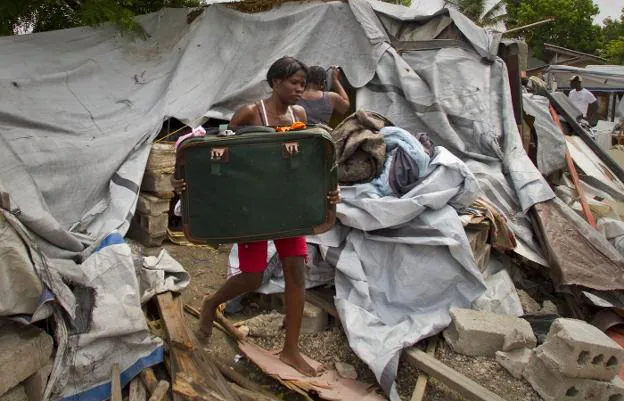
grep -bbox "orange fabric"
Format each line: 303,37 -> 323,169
276,121 -> 306,132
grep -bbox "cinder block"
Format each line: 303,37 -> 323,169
301,302 -> 328,334
141,171 -> 174,193
539,318 -> 624,381
524,348 -> 624,401
443,308 -> 536,357
0,323 -> 53,396
136,193 -> 171,216
23,362 -> 52,401
0,386 -> 28,401
496,348 -> 531,379
135,213 -> 168,235
126,223 -> 166,247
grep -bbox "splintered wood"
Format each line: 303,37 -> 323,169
155,292 -> 243,401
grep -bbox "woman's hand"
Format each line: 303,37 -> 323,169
171,176 -> 187,195
327,188 -> 341,205
330,66 -> 341,83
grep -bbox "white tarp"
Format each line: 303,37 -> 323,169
548,65 -> 624,91
0,2 -> 557,400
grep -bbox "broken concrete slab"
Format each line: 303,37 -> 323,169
301,302 -> 328,334
539,318 -> 624,381
0,386 -> 28,401
141,172 -> 174,193
443,308 -> 536,357
495,348 -> 531,379
335,362 -> 357,380
524,348 -> 624,401
517,290 -> 540,314
0,323 -> 54,396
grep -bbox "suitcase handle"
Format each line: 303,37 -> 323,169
234,126 -> 276,135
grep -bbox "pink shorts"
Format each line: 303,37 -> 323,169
238,237 -> 307,273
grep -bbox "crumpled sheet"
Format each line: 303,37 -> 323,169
0,212 -> 43,316
138,249 -> 190,304
331,110 -> 392,184
533,198 -> 624,291
45,232 -> 163,401
459,197 -> 517,251
309,145 -> 485,400
522,93 -> 567,176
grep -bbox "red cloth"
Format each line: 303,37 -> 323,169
238,237 -> 307,273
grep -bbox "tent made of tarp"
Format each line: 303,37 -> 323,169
547,64 -> 624,92
0,1 -> 557,400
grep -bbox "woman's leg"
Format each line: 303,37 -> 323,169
279,255 -> 319,376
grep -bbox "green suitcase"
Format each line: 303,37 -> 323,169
175,126 -> 337,245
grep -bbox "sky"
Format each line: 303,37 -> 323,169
593,0 -> 623,24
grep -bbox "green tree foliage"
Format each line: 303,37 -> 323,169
505,0 -> 601,60
443,0 -> 506,27
602,36 -> 624,64
598,9 -> 624,64
0,0 -> 200,37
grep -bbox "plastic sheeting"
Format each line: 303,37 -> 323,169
522,93 -> 567,176
309,146 -> 485,400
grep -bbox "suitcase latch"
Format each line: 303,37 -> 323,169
282,142 -> 300,158
210,147 -> 229,162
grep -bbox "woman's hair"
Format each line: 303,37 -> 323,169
306,66 -> 326,87
266,56 -> 308,88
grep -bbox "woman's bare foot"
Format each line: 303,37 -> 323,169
279,348 -> 322,377
198,295 -> 217,340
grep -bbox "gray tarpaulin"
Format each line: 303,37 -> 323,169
522,93 -> 567,176
0,2 -> 557,400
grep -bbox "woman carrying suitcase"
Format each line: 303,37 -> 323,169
173,56 -> 339,377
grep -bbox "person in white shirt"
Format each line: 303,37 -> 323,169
567,75 -> 598,124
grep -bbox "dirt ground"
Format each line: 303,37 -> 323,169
160,242 -> 543,401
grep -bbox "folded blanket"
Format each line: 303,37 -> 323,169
331,110 -> 393,184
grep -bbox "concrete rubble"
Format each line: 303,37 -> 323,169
0,322 -> 54,401
523,318 -> 624,401
443,308 -> 537,357
496,348 -> 532,379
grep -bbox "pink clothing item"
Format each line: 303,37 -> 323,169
175,126 -> 206,150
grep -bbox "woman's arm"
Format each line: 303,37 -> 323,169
228,104 -> 259,128
329,67 -> 350,115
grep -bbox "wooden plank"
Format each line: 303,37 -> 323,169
409,336 -> 438,401
156,292 -> 242,401
305,289 -> 338,318
156,292 -> 194,351
111,363 -> 122,401
147,380 -> 170,401
139,368 -> 160,394
129,377 -> 148,401
214,360 -> 280,401
404,347 -> 506,401
549,105 -> 596,227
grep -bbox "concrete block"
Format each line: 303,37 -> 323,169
136,193 -> 171,216
524,348 -> 624,401
0,386 -> 28,401
496,348 -> 531,379
135,213 -> 168,235
141,171 -> 174,193
0,322 -> 54,396
443,308 -> 536,357
539,318 -> 624,381
301,302 -> 328,334
23,362 -> 52,401
126,223 -> 166,247
517,289 -> 541,314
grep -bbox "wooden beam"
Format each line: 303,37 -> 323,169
404,347 -> 506,401
305,290 -> 338,318
129,377 -> 148,401
214,360 -> 280,401
147,381 -> 171,401
409,336 -> 438,401
111,363 -> 122,401
548,106 -> 596,228
156,292 -> 194,351
156,292 -> 242,401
